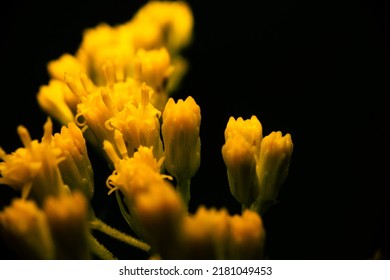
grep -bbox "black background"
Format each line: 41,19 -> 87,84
1,0 -> 389,260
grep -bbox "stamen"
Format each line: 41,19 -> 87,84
102,60 -> 116,88
17,125 -> 32,149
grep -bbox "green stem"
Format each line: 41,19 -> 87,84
90,217 -> 151,252
115,190 -> 136,231
176,178 -> 191,208
88,233 -> 117,260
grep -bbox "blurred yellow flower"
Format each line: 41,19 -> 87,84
0,198 -> 55,259
0,118 -> 69,206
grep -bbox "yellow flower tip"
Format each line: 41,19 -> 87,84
133,179 -> 186,258
134,1 -> 194,52
16,125 -> 33,150
228,210 -> 266,259
0,198 -> 55,259
37,79 -> 76,126
43,191 -> 90,259
255,131 -> 293,213
162,96 -> 201,181
221,134 -> 260,207
53,122 -> 94,201
135,48 -> 173,93
224,115 -> 263,152
1,119 -> 70,205
47,53 -> 86,82
179,206 -> 230,259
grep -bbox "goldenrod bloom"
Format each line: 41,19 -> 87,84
132,1 -> 194,53
179,206 -> 230,259
37,79 -> 76,126
222,116 -> 263,208
106,84 -> 164,160
47,53 -> 86,82
228,209 -> 266,259
133,178 -> 186,259
0,118 -> 70,206
162,96 -> 201,204
224,115 -> 263,155
43,191 -> 90,259
0,199 -> 55,259
75,23 -> 136,85
134,48 -> 173,110
256,131 -> 293,214
162,96 -> 201,203
105,143 -> 182,251
222,134 -> 260,208
53,122 -> 94,201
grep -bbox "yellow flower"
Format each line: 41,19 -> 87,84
75,23 -> 136,85
37,79 -> 76,126
222,116 -> 263,208
0,198 -> 55,259
224,115 -> 263,155
179,206 -> 230,259
133,178 -> 186,259
134,48 -> 174,110
222,134 -> 260,208
132,1 -> 194,53
106,84 -> 164,160
53,122 -> 94,201
105,143 -> 183,253
162,96 -> 201,205
162,96 -> 201,181
43,191 -> 90,259
0,118 -> 69,206
255,131 -> 293,214
105,144 -> 168,198
47,53 -> 86,82
227,209 -> 266,259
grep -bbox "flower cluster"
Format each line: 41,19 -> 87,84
0,1 -> 293,260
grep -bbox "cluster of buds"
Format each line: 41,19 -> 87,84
1,1 -> 294,260
0,119 -> 92,259
222,116 -> 293,214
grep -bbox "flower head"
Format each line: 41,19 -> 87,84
222,116 -> 263,207
43,191 -> 90,259
106,84 -> 164,160
0,198 -> 54,259
0,118 -> 70,206
53,122 -> 94,200
162,96 -> 201,181
222,134 -> 260,208
227,209 -> 266,259
255,131 -> 293,213
179,206 -> 230,259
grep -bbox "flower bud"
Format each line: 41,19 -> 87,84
53,122 -> 94,201
222,116 -> 263,208
162,96 -> 201,181
0,199 -> 54,259
0,118 -> 70,206
43,191 -> 90,259
255,131 -> 293,213
227,209 -> 266,259
222,134 -> 260,208
179,206 -> 230,259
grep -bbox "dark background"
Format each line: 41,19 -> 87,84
1,0 -> 389,260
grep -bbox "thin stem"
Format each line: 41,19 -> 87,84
115,190 -> 136,231
176,177 -> 191,208
88,233 -> 117,260
90,217 -> 151,252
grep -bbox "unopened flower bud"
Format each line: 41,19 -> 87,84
43,191 -> 90,259
227,209 -> 266,259
0,199 -> 54,259
255,131 -> 293,214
